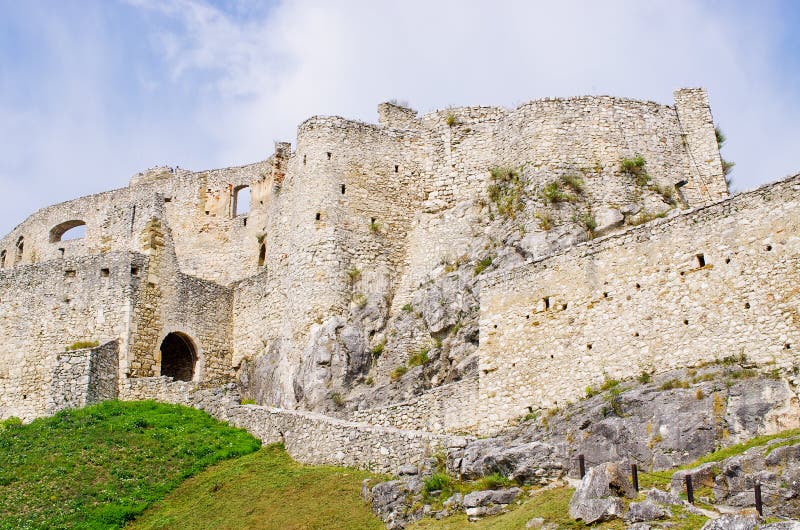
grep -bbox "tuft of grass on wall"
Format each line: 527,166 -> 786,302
65,340 -> 99,351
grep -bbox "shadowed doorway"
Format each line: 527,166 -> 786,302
159,332 -> 196,381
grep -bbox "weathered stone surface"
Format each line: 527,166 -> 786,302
570,497 -> 625,524
462,487 -> 522,508
699,514 -> 760,530
624,500 -> 670,522
645,488 -> 682,507
594,207 -> 624,236
569,462 -> 634,523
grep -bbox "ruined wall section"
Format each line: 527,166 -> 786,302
417,90 -> 727,212
46,340 -> 119,415
0,159 -> 274,286
232,116 -> 427,407
474,174 -> 800,433
0,252 -> 145,421
674,88 -> 729,203
126,197 -> 234,384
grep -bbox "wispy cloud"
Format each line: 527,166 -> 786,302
1,0 -> 798,234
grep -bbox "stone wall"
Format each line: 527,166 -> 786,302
351,377 -> 479,434
46,340 -> 119,414
0,252 -> 144,421
474,173 -> 800,433
119,377 -> 471,474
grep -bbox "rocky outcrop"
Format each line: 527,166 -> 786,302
568,462 -> 636,523
448,366 -> 800,482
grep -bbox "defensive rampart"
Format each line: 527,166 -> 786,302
474,173 -> 800,433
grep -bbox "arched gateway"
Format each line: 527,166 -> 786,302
159,332 -> 197,381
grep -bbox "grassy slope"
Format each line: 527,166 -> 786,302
0,401 -> 260,529
129,444 -> 385,530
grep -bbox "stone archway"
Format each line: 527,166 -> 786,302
159,332 -> 196,381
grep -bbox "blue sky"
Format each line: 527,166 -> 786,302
1,0 -> 799,235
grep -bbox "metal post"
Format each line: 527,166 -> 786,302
578,454 -> 585,479
631,463 -> 639,492
755,482 -> 763,516
685,475 -> 694,504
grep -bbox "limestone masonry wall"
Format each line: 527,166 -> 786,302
351,377 -> 479,434
47,340 -> 119,415
119,377 -> 470,474
475,174 -> 800,433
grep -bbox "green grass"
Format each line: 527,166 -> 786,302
408,487 -> 625,529
130,443 -> 384,530
0,401 -> 260,529
639,427 -> 800,490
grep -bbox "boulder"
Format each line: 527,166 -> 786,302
569,497 -> 625,524
463,487 -> 522,520
699,514 -> 760,530
463,487 -> 522,508
670,462 -> 719,496
645,488 -> 682,506
624,500 -> 670,522
569,462 -> 634,523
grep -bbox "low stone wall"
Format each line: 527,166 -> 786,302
119,377 -> 471,474
46,340 -> 119,415
351,377 -> 479,434
227,405 -> 469,474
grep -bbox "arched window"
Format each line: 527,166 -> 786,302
159,332 -> 197,382
50,220 -> 86,242
233,185 -> 250,217
14,237 -> 23,264
258,243 -> 266,267
0,250 -> 5,268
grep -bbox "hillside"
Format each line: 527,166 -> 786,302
0,401 -> 260,529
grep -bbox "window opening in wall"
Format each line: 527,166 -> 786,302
59,248 -> 65,258
14,236 -> 23,264
696,253 -> 705,267
50,220 -> 86,243
326,152 -> 332,160
744,302 -> 750,309
725,257 -> 731,264
303,154 -> 307,165
394,165 -> 399,173
603,292 -> 608,298
586,343 -> 592,350
159,332 -> 197,382
64,270 -> 76,278
315,212 -> 321,221
131,266 -> 139,276
164,197 -> 172,203
100,268 -> 110,277
543,297 -> 550,310
683,319 -> 689,325
766,244 -> 772,251
786,343 -> 792,350
258,243 -> 266,267
0,250 -> 5,268
233,185 -> 251,216
243,217 -> 247,227
341,184 -> 346,194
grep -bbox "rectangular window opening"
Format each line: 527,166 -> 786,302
100,268 -> 110,277
543,296 -> 550,310
696,253 -> 705,267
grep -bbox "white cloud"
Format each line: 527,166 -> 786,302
1,0 -> 798,234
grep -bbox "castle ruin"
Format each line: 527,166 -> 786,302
1,88 -> 797,472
